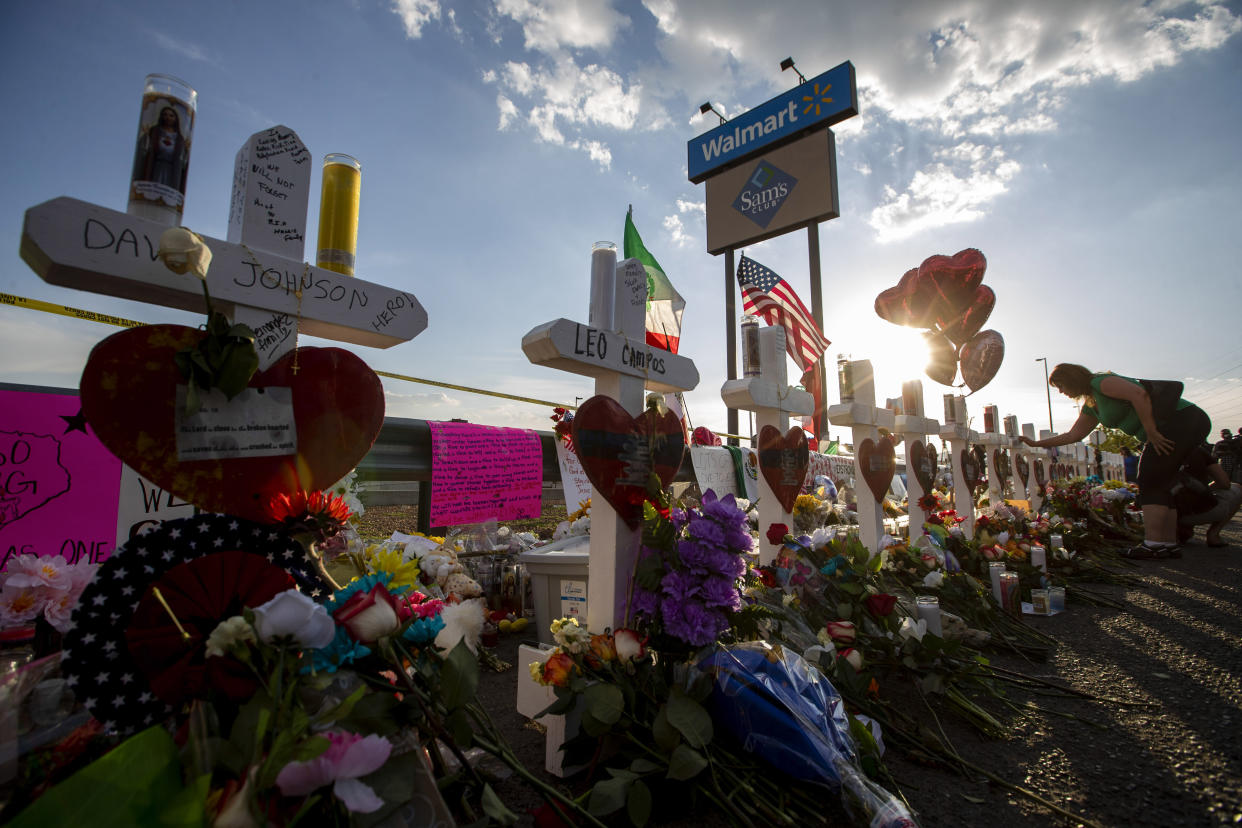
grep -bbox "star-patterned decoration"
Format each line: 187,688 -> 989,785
60,407 -> 89,434
61,513 -> 323,736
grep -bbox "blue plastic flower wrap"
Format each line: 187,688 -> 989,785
697,642 -> 921,827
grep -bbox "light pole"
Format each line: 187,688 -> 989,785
1035,357 -> 1053,432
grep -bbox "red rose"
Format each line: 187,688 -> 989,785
332,583 -> 403,643
864,593 -> 898,617
766,523 -> 789,545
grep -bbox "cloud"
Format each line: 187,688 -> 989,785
487,57 -> 641,167
494,0 -> 628,51
391,0 -> 441,38
663,214 -> 690,246
148,30 -> 212,63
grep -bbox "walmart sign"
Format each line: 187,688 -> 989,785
687,61 -> 857,183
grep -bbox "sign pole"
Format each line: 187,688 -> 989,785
806,223 -> 827,443
725,248 -> 738,445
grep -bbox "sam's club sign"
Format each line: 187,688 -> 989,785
687,61 -> 857,183
732,160 -> 797,229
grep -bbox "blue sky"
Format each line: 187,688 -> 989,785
2,0 -> 1240,444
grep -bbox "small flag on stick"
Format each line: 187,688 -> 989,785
625,208 -> 685,353
737,254 -> 829,371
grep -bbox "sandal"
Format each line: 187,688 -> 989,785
1122,543 -> 1174,560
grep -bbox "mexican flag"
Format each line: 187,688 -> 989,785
624,208 -> 685,353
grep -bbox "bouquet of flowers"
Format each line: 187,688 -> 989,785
0,555 -> 99,635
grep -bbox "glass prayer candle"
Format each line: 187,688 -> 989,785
128,73 -> 197,226
741,315 -> 761,377
587,241 -> 616,328
915,595 -> 942,637
316,153 -> 362,276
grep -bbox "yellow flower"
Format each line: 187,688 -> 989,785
794,494 -> 820,516
367,546 -> 422,589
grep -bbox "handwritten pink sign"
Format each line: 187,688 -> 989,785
428,422 -> 542,526
1,387 -> 123,571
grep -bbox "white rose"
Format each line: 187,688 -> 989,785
252,589 -> 336,649
157,226 -> 213,280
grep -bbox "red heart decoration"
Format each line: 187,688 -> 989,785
857,438 -> 895,504
874,268 -> 941,329
937,285 -> 995,347
993,449 -> 1011,486
80,324 -> 384,523
571,395 -> 686,528
1016,454 -> 1030,489
959,448 -> 983,492
918,248 -> 987,317
909,440 -> 937,492
1033,459 -> 1046,488
757,425 -> 809,513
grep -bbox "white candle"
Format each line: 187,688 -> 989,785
1030,544 -> 1047,573
989,562 -> 1006,604
916,596 -> 942,637
588,241 -> 616,329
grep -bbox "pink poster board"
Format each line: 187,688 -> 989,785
1,387 -> 123,571
428,422 -> 542,526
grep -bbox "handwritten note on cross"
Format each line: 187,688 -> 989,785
720,325 -> 812,564
20,126 -> 425,352
523,253 -> 699,633
827,360 -> 894,553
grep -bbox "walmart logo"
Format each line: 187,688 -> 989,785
801,82 -> 833,117
732,160 -> 797,229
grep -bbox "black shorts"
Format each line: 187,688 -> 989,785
1137,405 -> 1212,507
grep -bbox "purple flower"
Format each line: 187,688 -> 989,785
631,587 -> 660,616
661,598 -> 727,647
700,575 -> 743,612
275,731 -> 392,813
660,569 -> 702,602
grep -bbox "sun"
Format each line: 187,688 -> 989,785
839,326 -> 935,409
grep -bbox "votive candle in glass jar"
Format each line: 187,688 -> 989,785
915,595 -> 942,637
128,73 -> 197,226
316,153 -> 362,276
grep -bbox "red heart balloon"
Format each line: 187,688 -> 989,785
937,285 -> 995,347
918,248 -> 987,316
874,268 -> 941,329
1016,454 -> 1030,489
959,448 -> 983,492
1033,459 -> 1046,488
923,330 -> 958,386
570,396 -> 686,528
80,324 -> 384,522
959,329 -> 1005,393
909,440 -> 937,493
757,425 -> 809,513
857,437 -> 896,505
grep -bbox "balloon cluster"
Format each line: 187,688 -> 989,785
873,248 -> 1004,393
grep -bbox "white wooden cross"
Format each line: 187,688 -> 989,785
827,359 -> 895,553
938,394 -> 979,537
720,325 -> 812,564
21,127 -> 425,352
522,252 -> 699,634
977,413 -> 1010,507
1020,423 -> 1048,511
892,379 -> 940,534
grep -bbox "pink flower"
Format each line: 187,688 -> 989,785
824,620 -> 856,644
0,583 -> 45,626
275,731 -> 392,813
4,554 -> 73,591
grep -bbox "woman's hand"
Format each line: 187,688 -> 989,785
1019,436 -> 1039,447
1147,428 -> 1175,455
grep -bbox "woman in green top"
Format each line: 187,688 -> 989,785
1020,363 -> 1211,559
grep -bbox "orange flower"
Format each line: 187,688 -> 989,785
541,652 -> 578,688
588,633 -> 617,665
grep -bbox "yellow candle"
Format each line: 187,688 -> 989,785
316,154 -> 361,276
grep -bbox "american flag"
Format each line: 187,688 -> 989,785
737,255 -> 830,371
